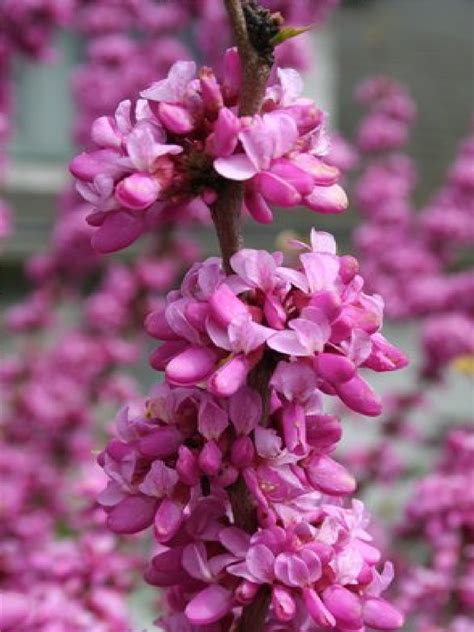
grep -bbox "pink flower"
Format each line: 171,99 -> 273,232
147,230 -> 406,415
215,69 -> 348,221
71,58 -> 349,253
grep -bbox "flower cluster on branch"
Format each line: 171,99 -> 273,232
71,55 -> 348,252
98,230 -> 407,630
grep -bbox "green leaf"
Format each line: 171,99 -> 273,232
270,24 -> 314,47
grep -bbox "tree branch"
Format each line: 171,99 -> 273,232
210,0 -> 275,273
208,2 -> 280,629
209,182 -> 244,275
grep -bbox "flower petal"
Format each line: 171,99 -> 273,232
214,154 -> 258,181
185,585 -> 233,625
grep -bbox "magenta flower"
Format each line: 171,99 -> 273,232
147,230 -> 407,414
71,57 -> 349,252
215,69 -> 348,222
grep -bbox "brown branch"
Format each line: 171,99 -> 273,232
209,2 -> 280,629
209,1 -> 276,273
210,0 -> 275,273
224,0 -> 276,116
209,182 -> 244,274
224,0 -> 249,57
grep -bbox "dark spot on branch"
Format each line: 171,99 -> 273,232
242,0 -> 283,63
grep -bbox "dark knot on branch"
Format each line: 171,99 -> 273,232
242,0 -> 283,63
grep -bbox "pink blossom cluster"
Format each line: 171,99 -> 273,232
0,329 -> 140,461
74,0 -> 141,35
147,230 -> 407,412
72,17 -> 191,146
99,382 -> 404,630
395,427 -> 474,631
0,325 -> 142,631
0,0 -> 73,61
0,452 -> 136,631
1,519 -> 136,632
0,315 -> 141,630
71,55 -> 348,252
354,76 -> 416,154
1,4 -> 363,631
352,78 -> 474,379
97,228 -> 407,629
26,189 -> 102,284
419,130 -> 474,253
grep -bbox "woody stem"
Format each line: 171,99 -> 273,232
209,1 -> 277,630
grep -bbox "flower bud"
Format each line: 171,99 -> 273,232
244,189 -> 274,224
303,587 -> 336,628
339,255 -> 360,283
207,107 -> 240,157
115,173 -> 160,210
235,580 -> 259,604
91,115 -> 121,148
270,159 -> 314,196
145,310 -> 179,340
363,598 -> 405,630
322,585 -> 363,629
306,414 -> 342,451
209,284 -> 248,327
106,495 -> 157,534
304,184 -> 348,214
315,353 -> 356,384
207,353 -> 253,397
306,454 -> 356,496
335,374 -> 383,416
198,440 -> 222,476
154,498 -> 183,543
165,346 -> 219,385
70,149 -> 123,181
157,102 -> 194,134
231,436 -> 255,468
176,446 -> 200,486
254,172 -> 302,207
272,586 -> 296,622
199,68 -> 224,113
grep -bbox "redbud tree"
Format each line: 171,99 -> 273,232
69,2 -> 411,631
